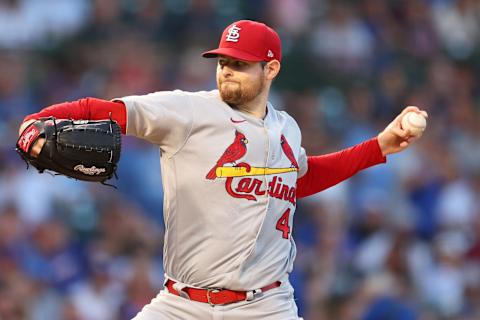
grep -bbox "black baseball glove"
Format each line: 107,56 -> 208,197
16,117 -> 121,184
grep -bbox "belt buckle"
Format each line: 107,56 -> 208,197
206,288 -> 221,306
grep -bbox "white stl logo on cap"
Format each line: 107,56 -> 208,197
226,25 -> 241,42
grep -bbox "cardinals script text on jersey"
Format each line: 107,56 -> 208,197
206,130 -> 298,205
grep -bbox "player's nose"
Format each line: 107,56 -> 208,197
221,65 -> 234,77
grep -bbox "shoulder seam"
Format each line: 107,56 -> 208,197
167,93 -> 196,158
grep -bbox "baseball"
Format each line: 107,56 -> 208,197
401,111 -> 426,137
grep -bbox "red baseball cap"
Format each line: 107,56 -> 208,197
202,20 -> 282,62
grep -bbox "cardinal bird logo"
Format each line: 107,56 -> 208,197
280,134 -> 298,169
206,130 -> 248,180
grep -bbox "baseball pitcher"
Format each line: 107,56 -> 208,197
18,20 -> 427,319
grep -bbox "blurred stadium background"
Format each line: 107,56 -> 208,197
1,0 -> 480,319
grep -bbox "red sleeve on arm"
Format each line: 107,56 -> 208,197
23,98 -> 127,134
296,137 -> 386,199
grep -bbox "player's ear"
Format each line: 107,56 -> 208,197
264,60 -> 281,80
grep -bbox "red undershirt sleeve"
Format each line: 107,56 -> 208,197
23,98 -> 127,134
296,137 -> 386,199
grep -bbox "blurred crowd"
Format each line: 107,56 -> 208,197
0,0 -> 479,319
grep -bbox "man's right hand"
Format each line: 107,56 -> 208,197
18,119 -> 45,158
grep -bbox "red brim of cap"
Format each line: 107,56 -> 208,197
202,48 -> 264,62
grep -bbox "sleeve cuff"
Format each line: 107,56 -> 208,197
372,137 -> 387,164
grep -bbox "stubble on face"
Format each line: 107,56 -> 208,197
218,72 -> 265,106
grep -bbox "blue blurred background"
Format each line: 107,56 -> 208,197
1,0 -> 480,319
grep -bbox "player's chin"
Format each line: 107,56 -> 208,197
219,87 -> 242,104
220,93 -> 242,105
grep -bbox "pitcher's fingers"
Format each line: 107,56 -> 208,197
391,126 -> 410,140
30,139 -> 45,158
402,106 -> 421,114
407,136 -> 420,143
394,106 -> 420,123
410,108 -> 428,119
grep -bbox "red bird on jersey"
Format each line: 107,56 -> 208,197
206,130 -> 248,180
280,134 -> 298,169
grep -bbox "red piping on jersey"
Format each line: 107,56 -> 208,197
296,138 -> 386,199
24,98 -> 127,134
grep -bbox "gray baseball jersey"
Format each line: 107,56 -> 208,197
117,89 -> 308,291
